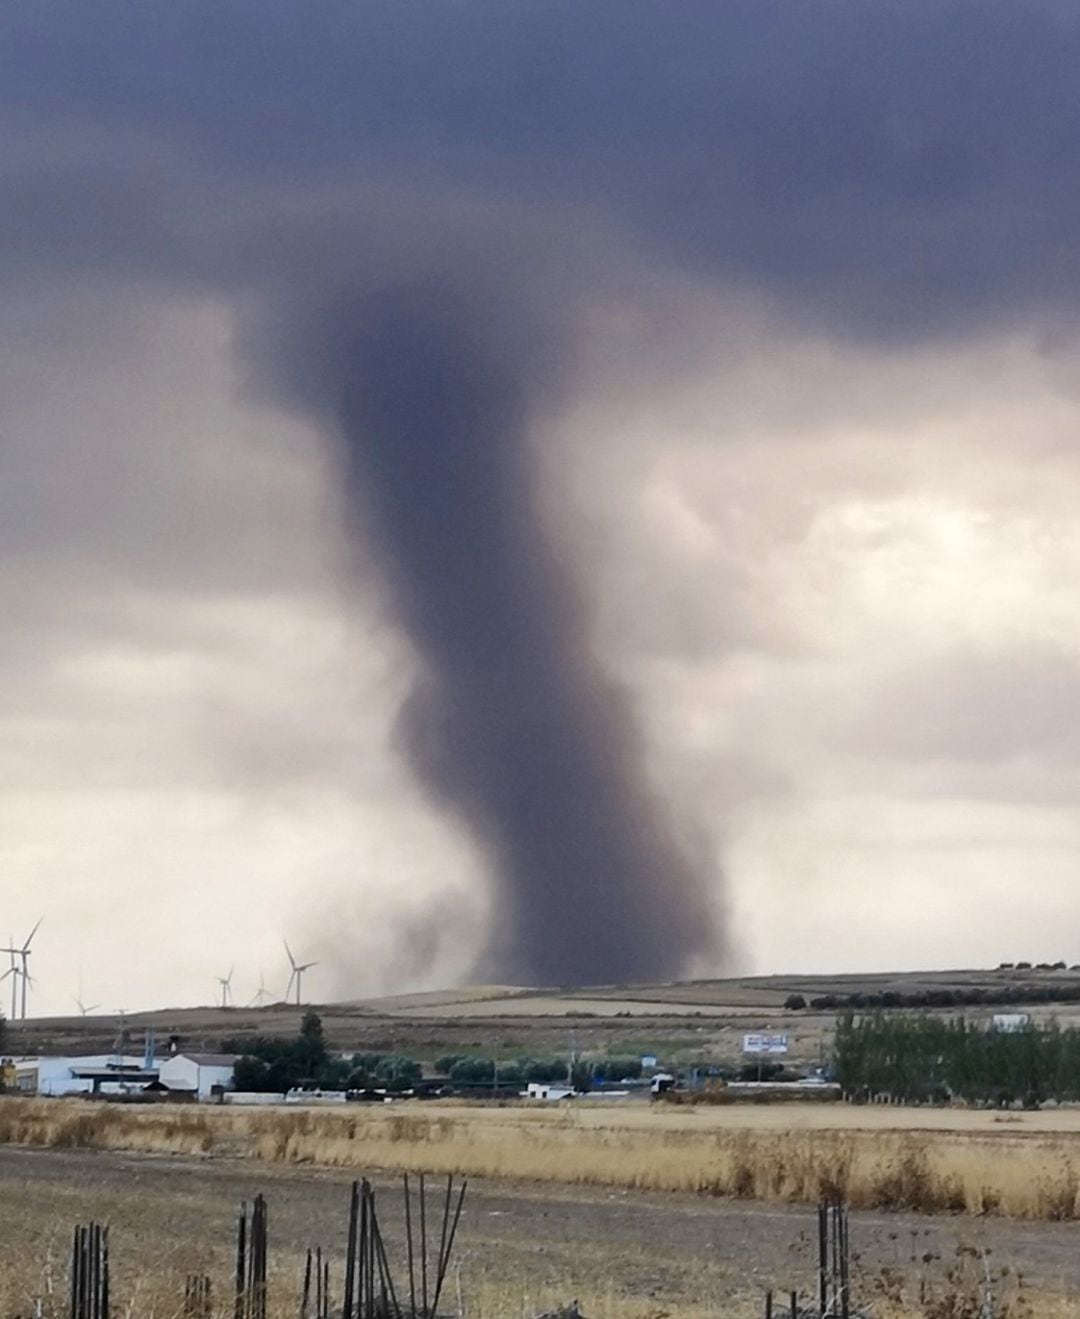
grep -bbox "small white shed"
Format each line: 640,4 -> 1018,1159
158,1053 -> 237,1100
524,1082 -> 575,1101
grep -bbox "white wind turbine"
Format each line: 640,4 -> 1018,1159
1,919 -> 42,1020
249,970 -> 273,1008
74,968 -> 99,1018
1,947 -> 18,1022
283,940 -> 317,1006
216,967 -> 235,1009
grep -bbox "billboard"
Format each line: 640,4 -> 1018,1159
742,1033 -> 789,1055
991,1013 -> 1030,1034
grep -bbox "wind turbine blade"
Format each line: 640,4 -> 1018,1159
23,916 -> 43,950
284,938 -> 296,969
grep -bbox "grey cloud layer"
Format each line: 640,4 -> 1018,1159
4,2 -> 1080,993
4,2 -> 1080,332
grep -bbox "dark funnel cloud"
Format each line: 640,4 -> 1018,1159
287,280 -> 718,984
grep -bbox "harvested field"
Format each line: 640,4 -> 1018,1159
4,1144 -> 1080,1318
7,1098 -> 1080,1221
15,965 -> 1080,1065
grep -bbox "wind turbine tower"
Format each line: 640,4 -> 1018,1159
283,940 -> 317,1007
1,949 -> 18,1021
249,970 -> 272,1008
1,919 -> 43,1020
216,967 -> 234,1009
74,969 -> 99,1017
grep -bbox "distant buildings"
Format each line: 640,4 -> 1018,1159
5,1054 -> 161,1097
2,1049 -> 238,1100
525,1082 -> 576,1101
158,1053 -> 238,1101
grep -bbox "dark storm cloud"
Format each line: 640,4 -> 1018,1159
4,1 -> 1080,985
4,2 -> 1080,331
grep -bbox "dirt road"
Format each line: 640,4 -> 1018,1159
2,1145 -> 1080,1315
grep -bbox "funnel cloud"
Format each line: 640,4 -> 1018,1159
289,282 -> 719,984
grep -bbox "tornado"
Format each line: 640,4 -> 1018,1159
307,280 -> 720,985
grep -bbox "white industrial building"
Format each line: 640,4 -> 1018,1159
524,1082 -> 575,1101
157,1053 -> 237,1100
9,1054 -> 160,1097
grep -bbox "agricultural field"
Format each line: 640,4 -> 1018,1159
8,1097 -> 1080,1219
11,970 -> 1080,1314
14,964 -> 1080,1075
6,1134 -> 1080,1319
3,1127 -> 1080,1317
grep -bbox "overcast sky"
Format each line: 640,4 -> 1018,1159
3,3 -> 1080,1014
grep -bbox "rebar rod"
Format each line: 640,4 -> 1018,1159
817,1201 -> 828,1316
418,1174 -> 428,1319
235,1204 -> 247,1319
403,1175 -> 416,1319
371,1207 -> 402,1319
302,1249 -> 313,1319
430,1179 -> 466,1319
343,1183 -> 359,1319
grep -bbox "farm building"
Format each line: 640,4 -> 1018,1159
157,1052 -> 237,1100
7,1054 -> 160,1096
524,1082 -> 575,1101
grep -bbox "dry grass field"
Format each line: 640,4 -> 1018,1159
8,1100 -> 1080,1314
4,1144 -> 1080,1319
5,1097 -> 1080,1221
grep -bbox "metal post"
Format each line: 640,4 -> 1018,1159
404,1174 -> 416,1319
418,1173 -> 428,1319
235,1204 -> 247,1319
343,1183 -> 359,1319
817,1201 -> 828,1316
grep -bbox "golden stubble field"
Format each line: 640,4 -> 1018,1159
6,1097 -> 1080,1219
8,1100 -> 1080,1316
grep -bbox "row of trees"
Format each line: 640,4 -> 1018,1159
434,1054 -> 643,1088
834,1013 -> 1080,1106
228,1016 -> 645,1094
787,982 -> 1080,1012
229,1012 -> 344,1092
227,1013 -> 421,1092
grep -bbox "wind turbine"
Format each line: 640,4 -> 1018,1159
249,970 -> 272,1008
1,948 -> 18,1022
73,968 -> 99,1017
1,919 -> 42,1020
283,940 -> 317,1006
216,967 -> 234,1009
